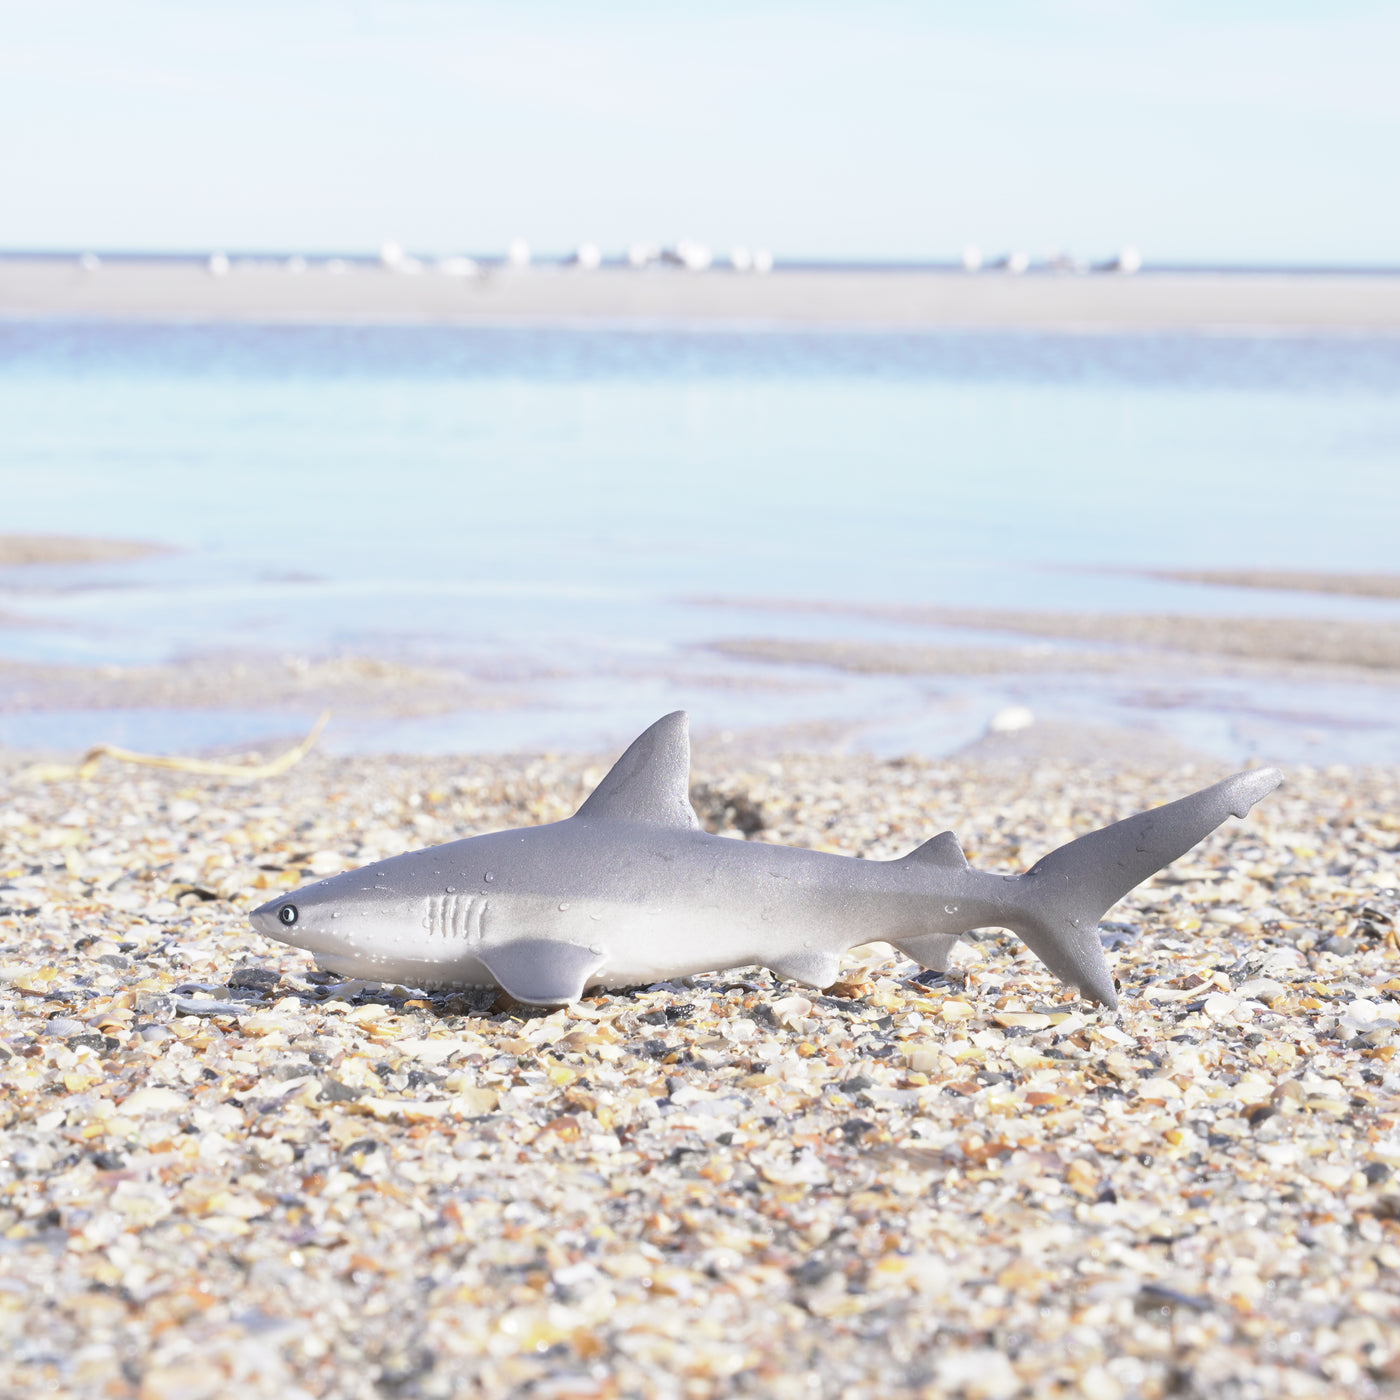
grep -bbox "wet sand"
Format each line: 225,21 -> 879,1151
6,540 -> 1400,766
0,654 -> 512,722
4,258 -> 1400,330
1141,570 -> 1400,602
0,536 -> 171,568
701,599 -> 1400,674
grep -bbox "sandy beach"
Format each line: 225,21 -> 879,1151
0,745 -> 1397,1398
3,258 -> 1400,330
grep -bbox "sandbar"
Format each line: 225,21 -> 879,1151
4,257 -> 1400,330
0,534 -> 171,567
700,597 -> 1400,673
1140,568 -> 1400,601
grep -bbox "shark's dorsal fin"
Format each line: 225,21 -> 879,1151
574,711 -> 700,829
901,830 -> 968,869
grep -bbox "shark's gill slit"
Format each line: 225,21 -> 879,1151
467,896 -> 486,945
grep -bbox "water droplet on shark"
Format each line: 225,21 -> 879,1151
484,872 -> 495,882
446,887 -> 456,893
944,904 -> 959,915
558,902 -> 570,911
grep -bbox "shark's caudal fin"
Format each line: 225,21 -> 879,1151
1008,766 -> 1282,1009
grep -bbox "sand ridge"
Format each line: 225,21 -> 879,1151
0,536 -> 171,568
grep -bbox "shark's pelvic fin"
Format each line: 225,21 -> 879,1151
768,948 -> 842,990
477,939 -> 606,1005
573,710 -> 700,829
901,830 -> 968,870
1014,766 -> 1283,1010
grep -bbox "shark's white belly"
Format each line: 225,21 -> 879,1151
313,881 -> 855,991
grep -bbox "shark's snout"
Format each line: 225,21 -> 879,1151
250,894 -> 307,946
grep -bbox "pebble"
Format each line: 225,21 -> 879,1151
1235,976 -> 1287,1002
0,749 -> 1397,1398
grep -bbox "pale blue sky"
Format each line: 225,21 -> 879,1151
2,1 -> 1396,264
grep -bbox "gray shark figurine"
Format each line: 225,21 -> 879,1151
251,711 -> 1281,1010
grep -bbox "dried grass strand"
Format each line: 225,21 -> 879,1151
22,710 -> 330,783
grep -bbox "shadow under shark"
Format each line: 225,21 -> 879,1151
251,711 -> 1281,1010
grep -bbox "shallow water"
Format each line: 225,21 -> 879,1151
2,320 -> 1399,762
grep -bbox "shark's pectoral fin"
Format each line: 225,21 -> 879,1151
768,949 -> 841,989
478,939 -> 606,1005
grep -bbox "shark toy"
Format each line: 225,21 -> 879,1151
251,711 -> 1281,1010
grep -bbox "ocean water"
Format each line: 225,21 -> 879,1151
2,320 -> 1399,762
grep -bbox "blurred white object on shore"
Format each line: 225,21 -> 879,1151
507,238 -> 531,268
730,245 -> 753,272
571,242 -> 602,271
989,705 -> 1035,733
437,255 -> 479,278
961,244 -> 982,272
1116,244 -> 1142,274
752,248 -> 773,274
667,239 -> 712,272
379,240 -> 404,270
207,252 -> 230,277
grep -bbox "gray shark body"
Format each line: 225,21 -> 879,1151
251,712 -> 1281,1010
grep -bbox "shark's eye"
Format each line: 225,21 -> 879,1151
279,904 -> 299,927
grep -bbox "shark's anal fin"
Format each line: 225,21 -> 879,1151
573,710 -> 700,829
900,830 -> 968,870
891,932 -> 961,972
478,940 -> 606,1005
768,949 -> 842,990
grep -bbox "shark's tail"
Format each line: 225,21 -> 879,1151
898,766 -> 1282,1010
1011,766 -> 1281,1008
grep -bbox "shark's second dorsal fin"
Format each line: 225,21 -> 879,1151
901,830 -> 968,869
574,711 -> 700,829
